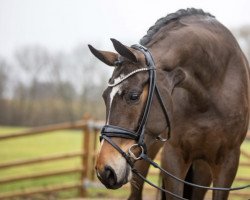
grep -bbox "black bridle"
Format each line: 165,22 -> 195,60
101,44 -> 170,148
100,44 -> 250,200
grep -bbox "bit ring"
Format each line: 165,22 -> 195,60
128,144 -> 144,160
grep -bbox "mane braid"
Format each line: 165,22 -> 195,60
140,8 -> 215,46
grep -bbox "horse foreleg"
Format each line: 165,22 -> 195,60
128,160 -> 150,200
210,148 -> 240,200
161,144 -> 191,200
128,141 -> 162,200
186,160 -> 212,200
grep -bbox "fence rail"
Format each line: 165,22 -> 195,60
0,120 -> 87,140
0,117 -> 97,199
0,167 -> 84,185
0,118 -> 249,199
0,151 -> 84,169
0,182 -> 82,200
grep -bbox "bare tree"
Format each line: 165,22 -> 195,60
71,45 -> 109,118
0,57 -> 8,99
0,44 -> 109,126
0,57 -> 9,124
14,46 -> 51,124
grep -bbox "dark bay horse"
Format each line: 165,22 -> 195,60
88,8 -> 250,200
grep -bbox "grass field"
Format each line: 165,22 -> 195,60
0,126 -> 83,199
0,126 -> 249,200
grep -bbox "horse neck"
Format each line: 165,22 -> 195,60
147,32 -> 213,113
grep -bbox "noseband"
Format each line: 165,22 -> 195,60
99,44 -> 250,200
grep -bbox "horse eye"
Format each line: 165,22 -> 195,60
129,92 -> 140,101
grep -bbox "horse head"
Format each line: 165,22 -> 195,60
88,39 -> 179,189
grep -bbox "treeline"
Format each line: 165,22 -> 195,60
0,26 -> 250,126
0,45 -> 109,126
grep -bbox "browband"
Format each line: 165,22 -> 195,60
108,68 -> 151,87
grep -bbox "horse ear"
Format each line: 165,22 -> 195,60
168,68 -> 186,93
110,38 -> 138,63
88,45 -> 118,66
172,68 -> 186,86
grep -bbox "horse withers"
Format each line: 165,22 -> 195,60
88,8 -> 250,200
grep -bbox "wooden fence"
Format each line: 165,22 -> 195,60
0,117 -> 102,200
0,119 -> 250,199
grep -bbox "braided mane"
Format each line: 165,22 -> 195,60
140,8 -> 215,46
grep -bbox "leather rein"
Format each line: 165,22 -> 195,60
100,44 -> 250,200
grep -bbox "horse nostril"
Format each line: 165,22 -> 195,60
104,165 -> 117,186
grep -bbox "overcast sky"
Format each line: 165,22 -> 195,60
0,0 -> 250,59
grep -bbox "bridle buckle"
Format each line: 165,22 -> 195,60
128,144 -> 144,160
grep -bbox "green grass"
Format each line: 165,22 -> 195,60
0,128 -> 82,162
0,126 -> 249,200
236,140 -> 250,183
0,126 -> 82,199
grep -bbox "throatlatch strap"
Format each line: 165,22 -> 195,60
155,85 -> 171,139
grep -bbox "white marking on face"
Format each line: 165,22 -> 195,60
112,154 -> 126,182
107,75 -> 124,124
99,139 -> 104,149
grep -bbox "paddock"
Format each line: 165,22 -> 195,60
0,116 -> 249,199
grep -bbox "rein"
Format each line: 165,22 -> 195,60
100,44 -> 250,199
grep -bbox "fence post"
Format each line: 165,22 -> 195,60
80,114 -> 91,197
90,129 -> 99,181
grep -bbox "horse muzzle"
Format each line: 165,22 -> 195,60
96,165 -> 121,189
96,163 -> 131,189
95,137 -> 133,189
